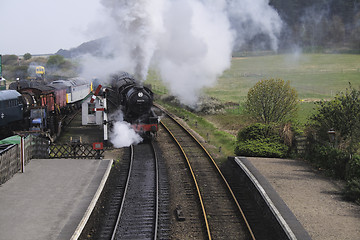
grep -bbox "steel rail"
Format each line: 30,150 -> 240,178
159,105 -> 256,240
151,141 -> 160,240
111,143 -> 160,240
160,121 -> 212,240
111,145 -> 134,240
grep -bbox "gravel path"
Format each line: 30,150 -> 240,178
247,157 -> 360,240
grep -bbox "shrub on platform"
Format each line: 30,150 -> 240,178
235,123 -> 289,158
345,178 -> 360,204
235,139 -> 288,158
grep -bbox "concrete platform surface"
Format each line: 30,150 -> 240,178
0,158 -> 112,240
245,157 -> 360,240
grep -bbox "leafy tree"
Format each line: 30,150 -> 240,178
14,65 -> 29,79
351,11 -> 360,49
2,55 -> 19,65
23,53 -> 32,60
328,16 -> 345,47
245,78 -> 298,124
308,83 -> 360,154
46,54 -> 66,68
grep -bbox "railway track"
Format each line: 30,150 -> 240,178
159,109 -> 255,240
111,142 -> 160,240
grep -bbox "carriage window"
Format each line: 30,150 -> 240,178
88,103 -> 95,115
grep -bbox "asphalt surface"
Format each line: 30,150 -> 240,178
0,158 -> 112,240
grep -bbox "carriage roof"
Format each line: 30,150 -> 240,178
0,90 -> 21,101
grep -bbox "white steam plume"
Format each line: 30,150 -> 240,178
153,0 -> 234,105
108,110 -> 143,148
81,0 -> 283,105
227,0 -> 282,51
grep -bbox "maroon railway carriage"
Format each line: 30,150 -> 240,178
17,85 -> 67,135
19,85 -> 66,114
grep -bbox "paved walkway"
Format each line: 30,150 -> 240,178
0,158 -> 112,240
246,157 -> 360,240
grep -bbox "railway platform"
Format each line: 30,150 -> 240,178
0,158 -> 112,240
236,156 -> 360,240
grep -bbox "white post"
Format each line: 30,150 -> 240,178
20,136 -> 25,173
103,97 -> 108,142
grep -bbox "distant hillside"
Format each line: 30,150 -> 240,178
57,0 -> 360,56
56,37 -> 109,58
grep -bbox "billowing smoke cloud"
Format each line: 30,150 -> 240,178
81,0 -> 282,105
108,110 -> 143,148
227,0 -> 282,51
153,0 -> 234,105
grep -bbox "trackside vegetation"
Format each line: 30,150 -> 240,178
234,123 -> 289,158
151,74 -> 360,204
236,79 -> 300,158
245,78 -> 298,124
305,84 -> 360,203
235,81 -> 360,203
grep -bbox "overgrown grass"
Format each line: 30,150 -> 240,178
157,101 -> 236,164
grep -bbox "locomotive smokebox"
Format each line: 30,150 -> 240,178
126,86 -> 153,116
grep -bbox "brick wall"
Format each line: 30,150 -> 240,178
0,144 -> 20,185
0,135 -> 44,185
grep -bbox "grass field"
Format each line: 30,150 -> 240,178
206,53 -> 360,103
148,53 -> 360,125
147,54 -> 360,159
148,53 -> 360,101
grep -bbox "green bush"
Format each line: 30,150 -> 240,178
344,155 -> 360,203
237,123 -> 278,142
235,139 -> 288,158
344,178 -> 360,204
347,154 -> 360,180
306,142 -> 360,203
235,123 -> 289,158
306,143 -> 348,178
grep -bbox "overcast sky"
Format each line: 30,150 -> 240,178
0,0 -> 104,55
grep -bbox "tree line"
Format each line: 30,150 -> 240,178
1,54 -> 78,81
268,0 -> 360,51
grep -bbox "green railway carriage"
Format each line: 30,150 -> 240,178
0,90 -> 24,127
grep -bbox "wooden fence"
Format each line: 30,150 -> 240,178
49,143 -> 105,159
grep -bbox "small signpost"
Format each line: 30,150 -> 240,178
93,142 -> 104,159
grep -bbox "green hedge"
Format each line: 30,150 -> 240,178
345,178 -> 360,204
345,156 -> 360,203
235,139 -> 288,158
347,155 -> 360,179
235,123 -> 289,158
305,142 -> 360,203
306,144 -> 348,179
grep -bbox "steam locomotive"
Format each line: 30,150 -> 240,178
0,78 -> 92,137
105,72 -> 158,138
